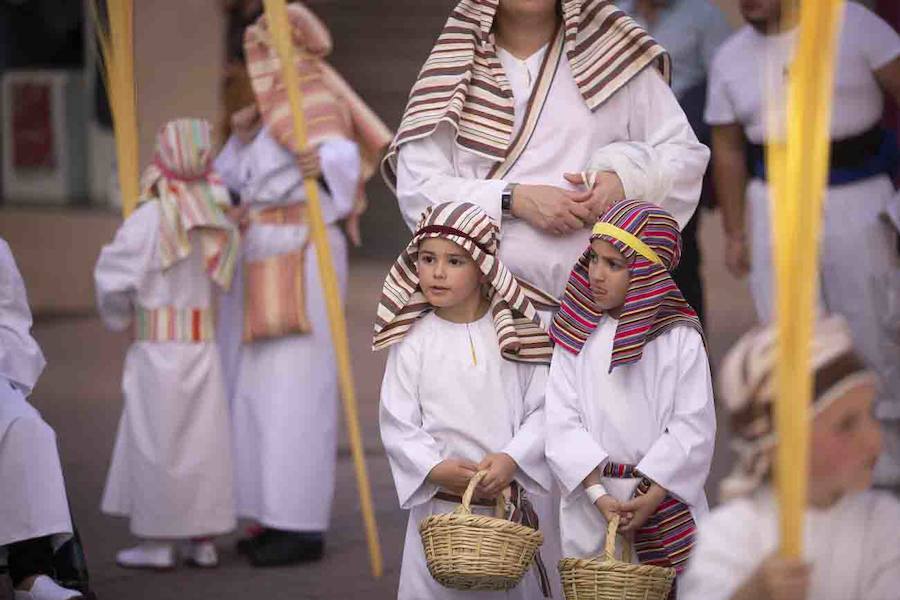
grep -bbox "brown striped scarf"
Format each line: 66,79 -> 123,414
139,119 -> 239,290
244,2 -> 392,179
382,0 -> 670,186
718,315 -> 878,500
549,199 -> 702,370
372,202 -> 555,365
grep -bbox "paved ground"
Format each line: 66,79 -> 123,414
22,210 -> 755,599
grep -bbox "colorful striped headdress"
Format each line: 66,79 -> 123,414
718,315 -> 878,499
139,118 -> 239,290
244,2 -> 392,179
549,199 -> 701,369
382,0 -> 670,187
373,202 -> 555,364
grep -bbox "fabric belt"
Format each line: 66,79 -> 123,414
135,306 -> 214,342
248,203 -> 308,225
748,126 -> 898,186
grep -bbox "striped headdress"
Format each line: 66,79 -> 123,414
244,3 -> 392,179
718,315 -> 878,500
549,199 -> 701,369
139,118 -> 239,290
373,202 -> 555,364
381,0 -> 670,187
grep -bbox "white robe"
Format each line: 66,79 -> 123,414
396,45 -> 709,299
213,128 -> 357,531
705,2 -> 900,484
94,202 -> 236,538
544,317 -> 716,560
0,239 -> 72,553
379,311 -> 553,600
680,488 -> 900,600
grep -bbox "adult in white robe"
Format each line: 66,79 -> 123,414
380,311 -> 552,600
705,1 -> 900,486
214,127 -> 355,536
95,202 -> 236,540
679,488 -> 900,600
544,317 -> 716,559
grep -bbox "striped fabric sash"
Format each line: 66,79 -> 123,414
506,483 -> 552,597
134,306 -> 215,343
248,203 -> 308,226
602,462 -> 696,577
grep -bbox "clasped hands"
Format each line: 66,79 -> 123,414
427,453 -> 518,500
593,483 -> 667,535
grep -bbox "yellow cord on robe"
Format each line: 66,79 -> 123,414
91,1 -> 140,218
261,0 -> 383,578
766,0 -> 844,559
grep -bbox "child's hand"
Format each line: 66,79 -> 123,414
750,554 -> 811,600
476,453 -> 518,497
618,483 -> 667,533
427,459 -> 479,496
594,494 -> 623,524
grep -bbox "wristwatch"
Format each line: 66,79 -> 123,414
501,182 -> 518,215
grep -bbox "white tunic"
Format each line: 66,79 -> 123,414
705,2 -> 900,482
544,317 -> 716,559
214,127 -> 357,531
380,311 -> 552,600
396,47 -> 709,298
0,239 -> 71,552
680,488 -> 900,600
94,203 -> 236,538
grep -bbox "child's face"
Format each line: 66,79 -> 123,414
588,239 -> 631,315
416,238 -> 482,310
808,381 -> 882,503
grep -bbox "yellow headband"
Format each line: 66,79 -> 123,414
591,222 -> 664,266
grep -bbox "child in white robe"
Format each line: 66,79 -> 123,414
94,119 -> 239,569
0,238 -> 82,600
680,315 -> 900,600
375,202 -> 557,599
545,199 -> 716,596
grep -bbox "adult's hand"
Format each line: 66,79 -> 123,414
725,233 -> 750,278
563,171 -> 625,222
511,184 -> 592,235
297,146 -> 322,180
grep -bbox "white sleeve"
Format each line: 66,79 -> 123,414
93,203 -> 159,332
586,68 -> 709,229
636,329 -> 717,508
395,125 -> 507,232
679,502 -> 765,600
862,494 -> 900,600
848,3 -> 900,71
502,363 -> 552,495
545,346 -> 609,498
379,337 -> 445,509
213,134 -> 250,194
704,45 -> 739,126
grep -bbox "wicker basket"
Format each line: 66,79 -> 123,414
558,515 -> 675,600
418,470 -> 544,591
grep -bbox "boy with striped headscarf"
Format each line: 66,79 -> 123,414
375,202 -> 556,599
94,119 -> 238,570
545,199 -> 716,597
681,315 -> 900,600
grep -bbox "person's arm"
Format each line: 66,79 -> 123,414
711,123 -> 751,277
396,127 -> 591,235
544,346 -> 609,497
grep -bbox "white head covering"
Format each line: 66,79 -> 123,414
0,238 -> 47,394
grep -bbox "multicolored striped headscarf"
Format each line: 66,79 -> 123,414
718,315 -> 878,500
373,202 -> 555,364
139,118 -> 239,290
382,0 -> 670,186
549,199 -> 701,369
244,3 -> 392,179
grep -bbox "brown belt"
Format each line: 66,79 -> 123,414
434,491 -> 496,507
249,203 -> 307,225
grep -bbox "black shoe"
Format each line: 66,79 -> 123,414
246,530 -> 324,567
235,529 -> 272,556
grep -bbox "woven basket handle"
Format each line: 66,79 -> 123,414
603,514 -> 633,562
459,470 -> 507,518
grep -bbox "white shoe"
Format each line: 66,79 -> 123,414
14,575 -> 83,600
115,541 -> 175,570
181,540 -> 219,568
